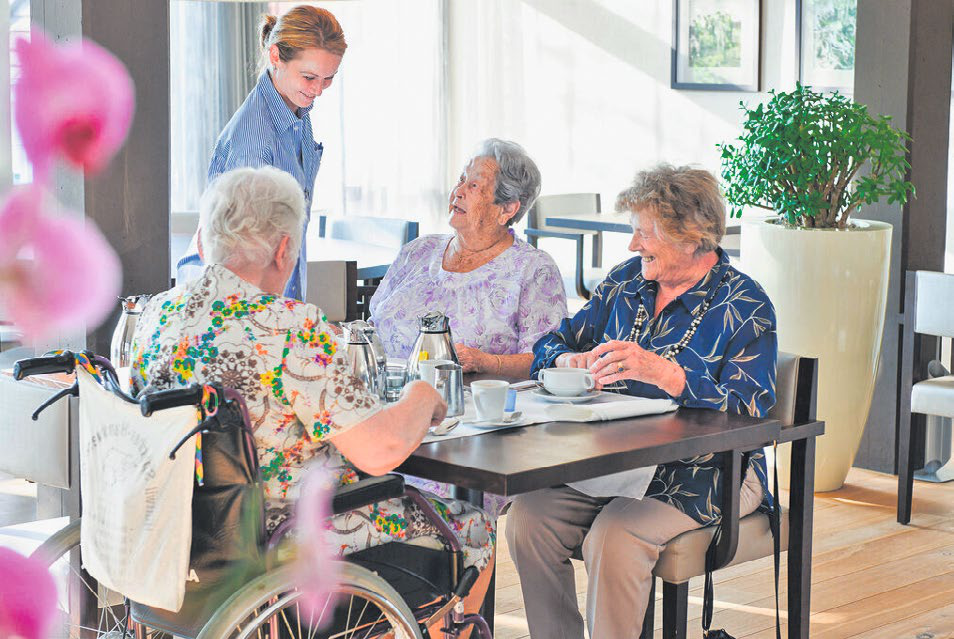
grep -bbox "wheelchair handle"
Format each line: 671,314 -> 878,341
13,352 -> 76,380
140,385 -> 204,416
453,566 -> 480,600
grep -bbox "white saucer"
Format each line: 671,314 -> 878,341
531,388 -> 600,403
467,415 -> 529,428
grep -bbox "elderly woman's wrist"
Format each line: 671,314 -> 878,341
663,362 -> 687,397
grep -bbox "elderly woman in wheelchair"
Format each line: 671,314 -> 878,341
20,166 -> 495,639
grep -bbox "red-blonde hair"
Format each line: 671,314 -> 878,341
259,5 -> 346,71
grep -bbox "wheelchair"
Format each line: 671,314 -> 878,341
15,351 -> 492,639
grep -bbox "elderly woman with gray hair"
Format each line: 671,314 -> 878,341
508,164 -> 778,639
369,138 -> 567,378
130,167 -> 498,615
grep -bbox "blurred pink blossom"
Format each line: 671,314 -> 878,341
14,30 -> 134,179
293,469 -> 340,619
0,186 -> 121,339
0,547 -> 57,639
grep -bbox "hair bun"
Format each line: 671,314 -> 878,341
260,14 -> 277,48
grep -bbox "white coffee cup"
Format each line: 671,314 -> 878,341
419,358 -> 454,387
471,380 -> 510,422
540,368 -> 595,397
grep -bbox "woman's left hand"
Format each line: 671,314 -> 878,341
588,340 -> 687,397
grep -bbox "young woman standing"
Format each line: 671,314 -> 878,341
176,6 -> 345,300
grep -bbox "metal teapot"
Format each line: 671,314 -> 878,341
110,295 -> 151,368
406,311 -> 459,381
341,321 -> 383,398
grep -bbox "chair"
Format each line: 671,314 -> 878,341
18,351 -> 491,639
306,260 -> 358,322
643,352 -> 818,639
319,214 -> 420,320
319,214 -> 419,247
524,193 -> 603,299
897,270 -> 954,524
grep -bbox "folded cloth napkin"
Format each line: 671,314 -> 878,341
544,397 -> 677,422
550,397 -> 678,499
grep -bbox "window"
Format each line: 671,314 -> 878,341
9,0 -> 30,185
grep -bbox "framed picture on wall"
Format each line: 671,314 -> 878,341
797,0 -> 856,93
671,0 -> 761,91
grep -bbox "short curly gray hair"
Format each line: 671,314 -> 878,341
469,138 -> 542,226
199,166 -> 306,269
615,164 -> 726,255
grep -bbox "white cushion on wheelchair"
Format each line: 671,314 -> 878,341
76,368 -> 199,612
653,510 -> 789,584
911,375 -> 954,418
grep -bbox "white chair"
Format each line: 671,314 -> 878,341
319,215 -> 419,319
897,270 -> 954,524
306,260 -> 357,322
524,193 -> 604,299
319,214 -> 419,248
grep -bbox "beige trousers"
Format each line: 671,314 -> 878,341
505,467 -> 763,639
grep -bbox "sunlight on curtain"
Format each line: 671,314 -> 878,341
169,1 -> 265,271
272,1 -> 447,232
170,1 -> 265,215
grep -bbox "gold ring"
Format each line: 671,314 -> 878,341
617,364 -> 625,374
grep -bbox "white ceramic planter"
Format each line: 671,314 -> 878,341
740,218 -> 892,492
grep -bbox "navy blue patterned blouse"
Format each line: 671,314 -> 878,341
531,249 -> 778,525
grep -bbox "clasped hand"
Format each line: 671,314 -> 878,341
556,341 -> 686,396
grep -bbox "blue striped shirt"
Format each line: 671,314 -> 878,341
176,71 -> 323,300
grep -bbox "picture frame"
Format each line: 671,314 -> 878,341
671,0 -> 762,92
796,0 -> 856,93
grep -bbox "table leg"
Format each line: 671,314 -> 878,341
451,486 -> 495,632
788,436 -> 816,639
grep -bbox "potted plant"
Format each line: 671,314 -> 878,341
718,84 -> 915,491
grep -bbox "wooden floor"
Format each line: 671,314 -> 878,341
493,467 -> 954,639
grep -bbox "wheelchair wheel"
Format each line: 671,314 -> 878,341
197,561 -> 423,639
30,518 -> 170,639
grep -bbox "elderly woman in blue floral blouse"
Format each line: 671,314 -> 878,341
506,164 -> 778,639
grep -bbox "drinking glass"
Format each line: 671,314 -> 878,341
384,360 -> 407,402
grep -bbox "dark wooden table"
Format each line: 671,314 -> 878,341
399,407 -> 821,639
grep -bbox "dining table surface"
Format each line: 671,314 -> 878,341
399,405 -> 780,496
305,236 -> 400,279
399,374 -> 823,639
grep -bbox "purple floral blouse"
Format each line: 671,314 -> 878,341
369,233 -> 568,358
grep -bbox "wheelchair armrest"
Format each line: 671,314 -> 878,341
332,474 -> 406,515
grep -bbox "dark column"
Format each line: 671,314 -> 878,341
81,0 -> 171,356
853,0 -> 951,473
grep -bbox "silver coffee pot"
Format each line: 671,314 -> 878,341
406,311 -> 459,381
342,321 -> 383,398
110,295 -> 150,367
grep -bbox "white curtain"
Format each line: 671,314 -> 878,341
283,1 -> 447,232
170,1 -> 266,214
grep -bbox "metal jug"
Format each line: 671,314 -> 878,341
110,295 -> 151,367
406,311 -> 459,381
342,321 -> 381,398
360,324 -> 388,398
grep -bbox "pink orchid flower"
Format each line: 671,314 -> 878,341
0,547 -> 58,639
0,186 -> 121,340
293,469 -> 340,620
14,30 -> 134,180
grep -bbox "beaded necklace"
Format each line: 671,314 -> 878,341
624,268 -> 731,361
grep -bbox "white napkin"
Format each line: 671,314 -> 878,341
544,397 -> 677,422
556,397 -> 678,499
